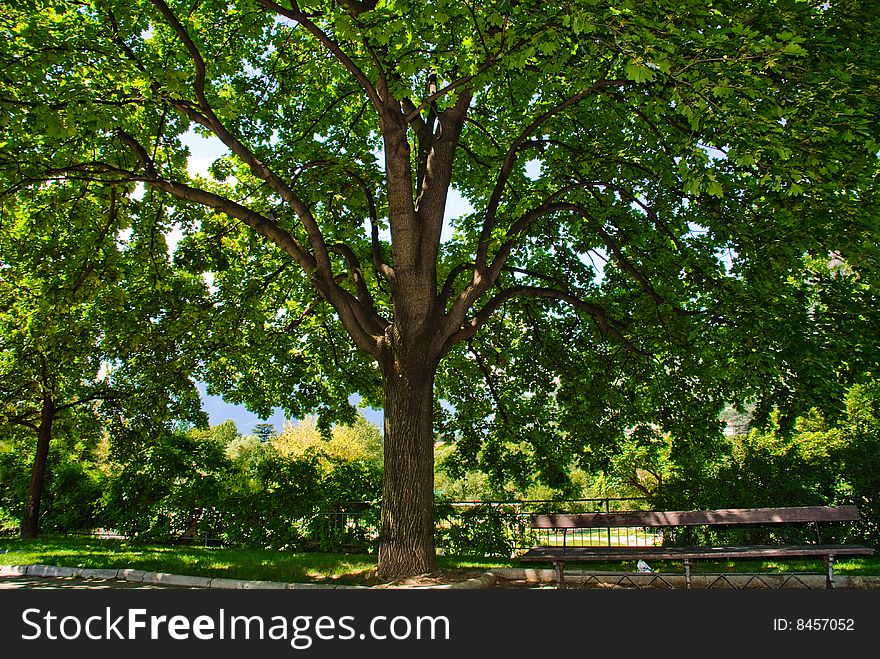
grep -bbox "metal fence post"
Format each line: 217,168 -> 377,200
606,498 -> 612,547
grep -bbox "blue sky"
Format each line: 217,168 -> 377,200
197,381 -> 384,435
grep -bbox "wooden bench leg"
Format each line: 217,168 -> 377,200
683,558 -> 692,589
824,555 -> 835,589
554,561 -> 565,590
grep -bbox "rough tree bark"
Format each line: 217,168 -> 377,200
370,98 -> 469,578
378,350 -> 438,577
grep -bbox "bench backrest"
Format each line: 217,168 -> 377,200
530,505 -> 859,529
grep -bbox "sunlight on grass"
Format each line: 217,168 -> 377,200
0,536 -> 379,585
2,536 -> 878,583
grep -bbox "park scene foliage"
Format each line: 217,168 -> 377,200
3,384 -> 880,556
0,0 -> 878,577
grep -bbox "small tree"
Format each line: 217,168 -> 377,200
274,415 -> 383,465
252,422 -> 276,444
0,183 -> 205,538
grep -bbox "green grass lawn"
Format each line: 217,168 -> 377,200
0,536 -> 380,585
1,536 -> 878,584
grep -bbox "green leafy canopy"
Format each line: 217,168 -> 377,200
1,0 -> 878,491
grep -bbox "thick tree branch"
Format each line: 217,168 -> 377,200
439,262 -> 474,310
475,77 -> 628,271
3,410 -> 40,431
414,91 -> 473,257
329,242 -> 375,308
348,173 -> 396,284
149,0 -> 209,106
442,78 -> 631,350
403,60 -> 497,123
400,97 -> 431,142
480,192 -> 668,308
293,161 -> 395,284
444,200 -> 574,333
54,388 -> 118,413
149,0 -> 335,276
255,0 -> 384,111
443,285 -> 638,356
54,150 -> 385,356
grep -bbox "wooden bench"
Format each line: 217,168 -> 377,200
519,505 -> 874,589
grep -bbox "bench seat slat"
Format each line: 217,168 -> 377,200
519,544 -> 874,562
531,505 -> 860,529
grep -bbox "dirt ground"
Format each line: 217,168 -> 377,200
370,569 -> 489,588
371,569 -> 545,588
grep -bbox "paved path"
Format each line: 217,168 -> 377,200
0,565 -> 366,589
0,575 -> 192,589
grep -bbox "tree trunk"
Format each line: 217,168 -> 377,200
377,356 -> 438,578
21,395 -> 55,539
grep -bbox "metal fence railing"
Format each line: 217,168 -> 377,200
305,497 -> 652,556
79,497 -> 653,557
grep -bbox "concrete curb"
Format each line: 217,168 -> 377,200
80,568 -> 121,580
0,565 -> 29,577
118,569 -> 147,582
28,565 -> 83,579
0,564 -> 366,589
206,577 -> 248,589
144,572 -> 213,588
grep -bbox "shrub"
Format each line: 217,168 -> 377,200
102,431 -> 228,541
0,436 -> 104,536
435,501 -> 528,558
653,384 -> 880,548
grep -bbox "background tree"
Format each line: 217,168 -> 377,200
188,418 -> 240,447
0,412 -> 106,535
252,422 -> 276,443
648,382 -> 880,548
274,415 -> 383,465
1,0 -> 877,576
0,182 -> 205,538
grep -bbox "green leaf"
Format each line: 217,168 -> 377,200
706,179 -> 724,198
625,62 -> 656,83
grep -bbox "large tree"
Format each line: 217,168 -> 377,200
1,0 -> 877,575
